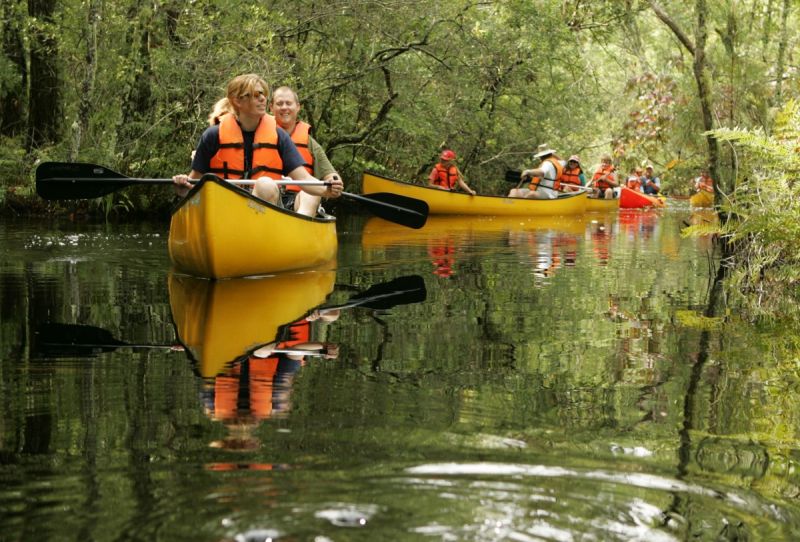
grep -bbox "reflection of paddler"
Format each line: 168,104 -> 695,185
169,270 -> 336,379
428,238 -> 456,278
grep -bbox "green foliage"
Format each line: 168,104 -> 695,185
699,100 -> 800,311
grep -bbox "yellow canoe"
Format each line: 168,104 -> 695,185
586,196 -> 620,213
169,270 -> 335,378
169,176 -> 337,278
690,190 -> 714,208
362,171 -> 587,216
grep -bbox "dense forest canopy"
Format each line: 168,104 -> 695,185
0,0 -> 797,199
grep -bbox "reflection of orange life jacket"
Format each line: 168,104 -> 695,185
285,121 -> 314,193
529,157 -> 564,191
209,113 -> 283,180
592,164 -> 616,190
561,166 -> 582,186
626,176 -> 642,191
213,357 -> 280,421
432,163 -> 458,189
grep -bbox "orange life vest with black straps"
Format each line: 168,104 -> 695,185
286,121 -> 314,192
432,163 -> 458,189
626,175 -> 642,191
209,113 -> 283,180
592,164 -> 616,190
529,157 -> 563,191
561,166 -> 582,186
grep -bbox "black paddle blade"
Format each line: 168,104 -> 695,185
36,161 -> 131,200
505,169 -> 524,183
33,323 -> 127,358
346,275 -> 427,310
346,192 -> 429,229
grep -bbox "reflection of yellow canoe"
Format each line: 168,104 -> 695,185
169,270 -> 335,378
690,190 -> 714,208
169,176 -> 337,279
586,197 -> 620,213
362,214 -> 591,248
362,171 -> 587,216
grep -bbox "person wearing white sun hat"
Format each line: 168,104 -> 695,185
507,144 -> 565,200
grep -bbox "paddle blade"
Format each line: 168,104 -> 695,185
344,275 -> 427,310
346,191 -> 429,229
33,323 -> 127,358
36,162 -> 132,200
505,169 -> 524,182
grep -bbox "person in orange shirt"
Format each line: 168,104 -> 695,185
591,153 -> 618,199
626,167 -> 643,191
694,169 -> 714,193
428,149 -> 476,195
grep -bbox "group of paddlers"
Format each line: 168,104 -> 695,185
429,143 -> 714,199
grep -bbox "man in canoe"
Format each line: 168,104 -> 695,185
507,144 -> 564,200
428,149 -> 476,195
269,86 -> 345,213
172,74 -> 343,217
590,153 -> 618,199
642,164 -> 661,195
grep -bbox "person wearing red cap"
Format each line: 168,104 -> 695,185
428,149 -> 476,195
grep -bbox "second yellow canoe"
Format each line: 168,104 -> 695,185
362,171 -> 587,216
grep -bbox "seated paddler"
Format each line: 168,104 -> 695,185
172,73 -> 343,216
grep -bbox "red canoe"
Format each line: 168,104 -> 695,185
619,187 -> 665,209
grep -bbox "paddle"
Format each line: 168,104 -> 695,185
33,275 -> 426,357
35,162 -> 429,229
504,169 -> 590,195
31,323 -> 324,358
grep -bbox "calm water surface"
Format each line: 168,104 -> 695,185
1,206 -> 799,541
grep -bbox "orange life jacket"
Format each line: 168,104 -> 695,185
432,163 -> 458,189
626,176 -> 642,191
561,166 -> 582,186
592,164 -> 616,190
529,157 -> 563,191
209,113 -> 283,180
285,121 -> 314,192
212,357 -> 280,421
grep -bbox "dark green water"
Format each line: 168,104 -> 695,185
2,207 -> 799,541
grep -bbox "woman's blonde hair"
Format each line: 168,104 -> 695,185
224,73 -> 269,114
207,98 -> 233,126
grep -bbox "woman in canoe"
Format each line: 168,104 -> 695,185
590,153 -> 618,199
625,167 -> 643,192
428,149 -> 476,195
172,73 -> 343,217
561,155 -> 586,192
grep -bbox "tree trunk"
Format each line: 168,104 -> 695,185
70,0 -> 100,160
773,0 -> 791,104
693,0 -> 721,194
27,0 -> 62,149
0,0 -> 28,136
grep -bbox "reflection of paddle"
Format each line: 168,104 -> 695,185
321,274 -> 426,312
32,323 -> 322,358
504,169 -> 590,194
34,276 -> 426,357
35,162 -> 429,229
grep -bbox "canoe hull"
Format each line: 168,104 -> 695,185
586,196 -> 620,212
168,177 -> 337,278
619,187 -> 665,209
362,171 -> 587,216
690,190 -> 714,208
